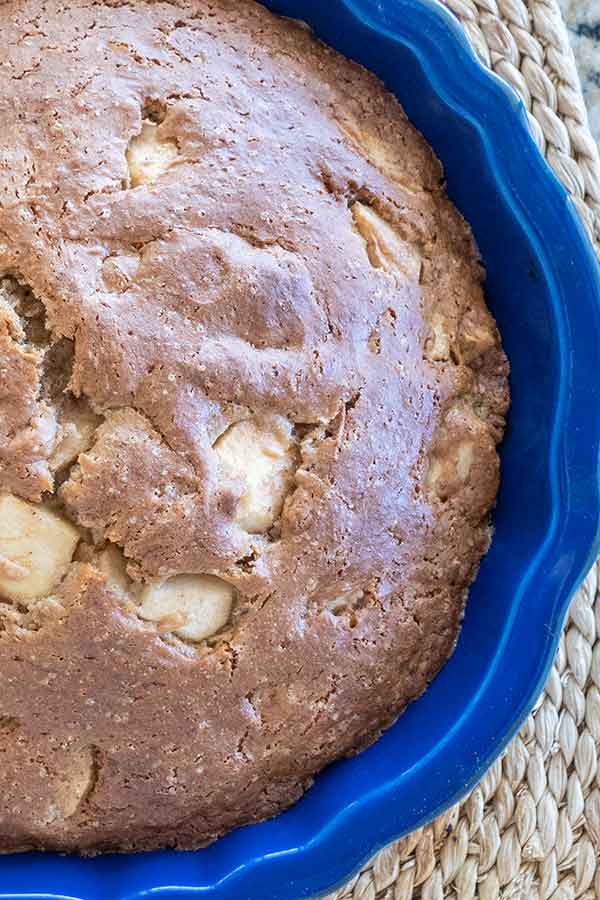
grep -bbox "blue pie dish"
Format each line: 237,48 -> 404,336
4,0 -> 600,898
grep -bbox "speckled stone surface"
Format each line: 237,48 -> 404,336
560,0 -> 600,143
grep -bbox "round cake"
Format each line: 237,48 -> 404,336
0,0 -> 509,853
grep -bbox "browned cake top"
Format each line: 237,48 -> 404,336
0,0 -> 508,853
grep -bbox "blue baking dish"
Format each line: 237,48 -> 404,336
3,0 -> 600,898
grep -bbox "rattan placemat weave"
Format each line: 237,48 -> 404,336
325,2 -> 600,897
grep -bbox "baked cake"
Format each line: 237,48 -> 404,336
0,0 -> 509,852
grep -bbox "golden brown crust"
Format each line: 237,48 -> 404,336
0,0 -> 509,853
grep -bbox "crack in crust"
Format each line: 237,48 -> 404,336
0,276 -> 103,500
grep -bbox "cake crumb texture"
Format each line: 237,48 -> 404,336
0,0 -> 508,853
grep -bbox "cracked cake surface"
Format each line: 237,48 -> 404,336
0,0 -> 509,853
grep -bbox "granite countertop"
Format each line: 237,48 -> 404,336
559,0 -> 600,143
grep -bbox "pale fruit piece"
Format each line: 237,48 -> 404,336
127,121 -> 178,187
352,202 -> 421,282
101,252 -> 141,292
425,312 -> 451,362
426,441 -> 475,497
51,747 -> 96,821
336,117 -> 421,193
456,442 -> 474,480
95,544 -> 130,596
50,402 -> 99,471
459,313 -> 497,363
327,587 -> 364,616
0,495 -> 79,602
0,294 -> 24,339
139,574 -> 233,642
214,415 -> 298,533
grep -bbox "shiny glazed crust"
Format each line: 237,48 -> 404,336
0,0 -> 508,853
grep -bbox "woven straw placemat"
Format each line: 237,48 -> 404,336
325,2 -> 600,898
